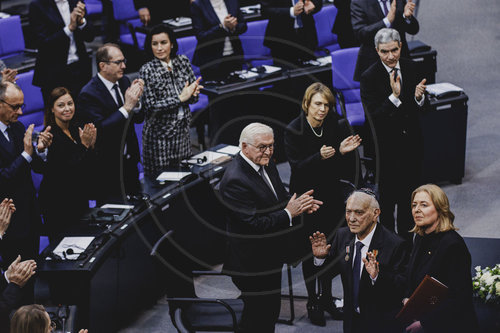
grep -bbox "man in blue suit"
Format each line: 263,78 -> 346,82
29,0 -> 95,102
0,82 -> 52,270
220,122 -> 322,332
78,44 -> 144,203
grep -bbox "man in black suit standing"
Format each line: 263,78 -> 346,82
78,44 -> 144,203
351,0 -> 418,81
0,82 -> 52,269
220,122 -> 322,332
360,28 -> 426,240
262,0 -> 322,65
311,189 -> 408,333
0,198 -> 37,332
133,0 -> 191,26
29,0 -> 95,102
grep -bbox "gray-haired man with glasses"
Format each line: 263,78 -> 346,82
0,82 -> 51,294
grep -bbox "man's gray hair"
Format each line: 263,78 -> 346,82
239,122 -> 274,149
348,191 -> 380,210
0,81 -> 22,100
374,28 -> 401,49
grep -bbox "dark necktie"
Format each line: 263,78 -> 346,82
293,0 -> 304,28
352,241 -> 364,311
5,126 -> 16,150
380,0 -> 389,16
392,67 -> 399,81
112,84 -> 124,107
259,166 -> 278,199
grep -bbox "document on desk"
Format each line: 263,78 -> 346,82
217,145 -> 240,155
156,171 -> 192,182
53,237 -> 95,260
163,17 -> 192,27
101,204 -> 135,209
426,82 -> 464,98
250,65 -> 281,74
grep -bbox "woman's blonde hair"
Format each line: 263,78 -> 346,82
410,184 -> 458,236
10,304 -> 49,333
301,82 -> 335,115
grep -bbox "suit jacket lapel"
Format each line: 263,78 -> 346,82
94,76 -> 120,113
202,0 -> 221,24
345,237 -> 355,293
44,0 -> 67,29
370,0 -> 385,19
0,132 -> 15,156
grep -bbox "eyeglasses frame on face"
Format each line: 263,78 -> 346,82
0,99 -> 25,112
247,142 -> 274,152
104,58 -> 127,65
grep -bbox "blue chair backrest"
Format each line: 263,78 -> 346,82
240,19 -> 272,67
16,70 -> 45,130
0,15 -> 25,58
85,0 -> 103,16
331,47 -> 360,104
314,6 -> 338,50
177,36 -> 200,76
112,0 -> 142,35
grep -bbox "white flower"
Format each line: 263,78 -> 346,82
475,266 -> 482,272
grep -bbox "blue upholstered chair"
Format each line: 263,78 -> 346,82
239,19 -> 273,67
0,15 -> 26,59
85,0 -> 103,16
314,5 -> 340,57
331,47 -> 364,126
112,0 -> 146,49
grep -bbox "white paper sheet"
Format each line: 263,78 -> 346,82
53,237 -> 95,260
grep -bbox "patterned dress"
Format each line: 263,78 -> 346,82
139,55 -> 199,176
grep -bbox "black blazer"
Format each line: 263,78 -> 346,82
29,0 -> 94,88
360,58 -> 423,182
220,154 -> 291,274
77,75 -> 143,196
38,123 -> 95,233
0,121 -> 43,240
191,0 -> 247,68
322,224 -> 408,333
351,0 -> 419,80
0,275 -> 22,332
406,231 -> 479,333
261,0 -> 322,53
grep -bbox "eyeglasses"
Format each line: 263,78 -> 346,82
105,59 -> 127,65
49,321 -> 57,331
248,143 -> 274,152
0,99 -> 25,111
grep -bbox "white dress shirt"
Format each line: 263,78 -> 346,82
210,0 -> 234,56
55,0 -> 87,65
381,61 -> 425,107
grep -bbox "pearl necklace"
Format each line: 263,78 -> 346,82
307,120 -> 323,137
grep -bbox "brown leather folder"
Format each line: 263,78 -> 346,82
396,275 -> 449,325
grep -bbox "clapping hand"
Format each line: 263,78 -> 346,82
1,68 -> 18,83
390,69 -> 401,97
293,0 -> 304,16
0,198 -> 15,236
79,123 -> 97,149
124,79 -> 144,112
304,0 -> 316,14
404,0 -> 416,18
286,189 -> 322,217
5,255 -> 37,288
339,135 -> 362,154
69,1 -> 86,31
387,0 -> 396,23
309,231 -> 331,259
37,126 -> 53,152
223,15 -> 238,31
320,145 -> 335,160
414,78 -> 427,101
179,77 -> 203,102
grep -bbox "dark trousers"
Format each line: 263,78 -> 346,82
232,271 -> 282,333
378,180 -> 415,242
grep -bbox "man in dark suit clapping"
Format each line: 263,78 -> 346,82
220,122 -> 322,332
0,82 -> 52,270
311,189 -> 409,333
78,44 -> 144,203
360,28 -> 427,241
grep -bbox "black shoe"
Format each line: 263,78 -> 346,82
320,297 -> 344,320
307,300 -> 326,326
